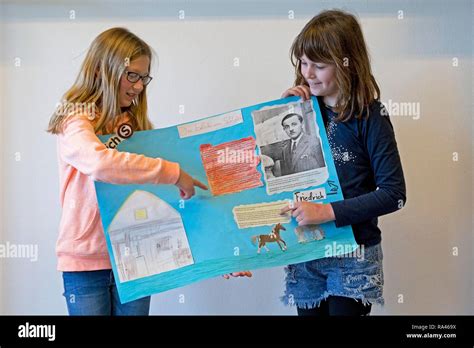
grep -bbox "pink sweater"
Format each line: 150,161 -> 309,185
56,112 -> 180,271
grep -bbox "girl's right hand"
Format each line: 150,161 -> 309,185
281,85 -> 311,100
176,169 -> 208,200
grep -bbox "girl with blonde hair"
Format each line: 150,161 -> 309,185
48,27 -> 207,315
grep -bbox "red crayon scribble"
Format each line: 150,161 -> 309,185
200,137 -> 263,196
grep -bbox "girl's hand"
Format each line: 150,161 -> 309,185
176,169 -> 208,200
222,271 -> 253,279
280,201 -> 335,225
281,85 -> 311,100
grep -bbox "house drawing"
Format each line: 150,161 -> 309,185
108,190 -> 194,282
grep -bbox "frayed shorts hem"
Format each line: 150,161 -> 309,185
281,291 -> 385,309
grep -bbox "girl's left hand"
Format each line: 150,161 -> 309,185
222,271 -> 253,279
281,85 -> 311,100
280,202 -> 336,225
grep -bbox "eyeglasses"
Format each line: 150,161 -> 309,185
124,71 -> 153,86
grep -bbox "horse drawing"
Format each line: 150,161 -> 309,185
251,223 -> 287,254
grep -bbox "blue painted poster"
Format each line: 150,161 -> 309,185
95,96 -> 357,303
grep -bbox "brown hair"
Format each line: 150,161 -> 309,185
290,10 -> 380,122
47,27 -> 153,134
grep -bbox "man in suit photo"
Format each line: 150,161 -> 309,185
274,113 -> 325,176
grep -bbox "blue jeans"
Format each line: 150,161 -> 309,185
62,269 -> 150,316
282,243 -> 384,310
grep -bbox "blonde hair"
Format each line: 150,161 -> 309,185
47,27 -> 153,134
290,10 -> 380,122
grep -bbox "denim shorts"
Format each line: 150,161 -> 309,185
281,243 -> 384,309
62,269 -> 150,316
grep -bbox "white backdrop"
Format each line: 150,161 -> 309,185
0,0 -> 472,315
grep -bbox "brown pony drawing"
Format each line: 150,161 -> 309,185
251,223 -> 287,254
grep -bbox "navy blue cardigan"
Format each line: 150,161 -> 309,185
319,97 -> 407,247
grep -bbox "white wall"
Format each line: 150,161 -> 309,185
0,0 -> 5,314
0,0 -> 472,315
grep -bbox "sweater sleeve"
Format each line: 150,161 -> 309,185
330,108 -> 406,227
58,114 -> 181,185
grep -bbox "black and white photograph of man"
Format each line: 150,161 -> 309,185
275,112 -> 325,176
253,101 -> 326,179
